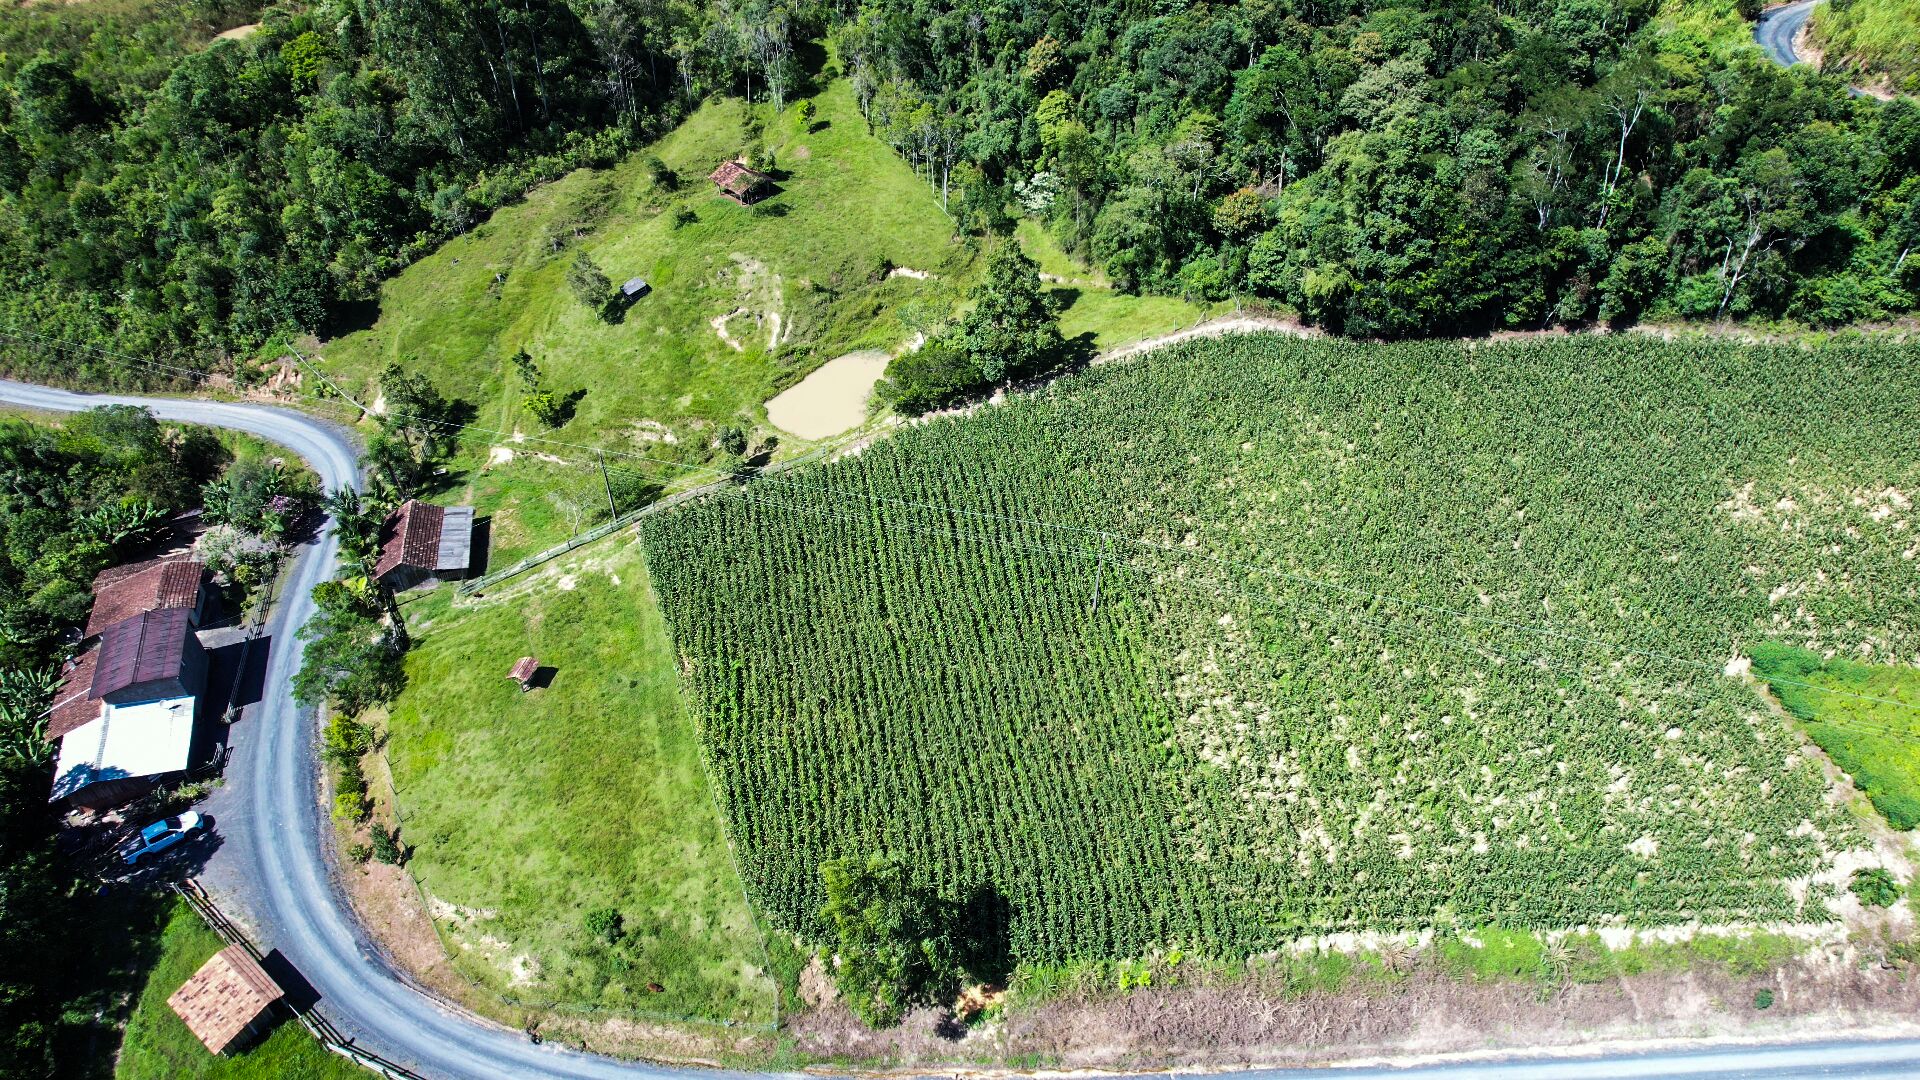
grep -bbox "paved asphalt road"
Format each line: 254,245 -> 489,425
1755,0 -> 1869,96
9,376 -> 1920,1078
1756,0 -> 1819,68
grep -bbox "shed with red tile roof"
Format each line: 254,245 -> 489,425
374,500 -> 475,590
85,557 -> 206,639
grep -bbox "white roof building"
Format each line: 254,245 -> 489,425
50,695 -> 196,804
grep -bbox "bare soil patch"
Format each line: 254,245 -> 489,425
766,350 -> 888,440
787,956 -> 1920,1071
214,22 -> 260,40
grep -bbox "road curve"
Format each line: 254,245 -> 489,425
1755,0 -> 1872,97
7,377 -> 1920,1078
1756,0 -> 1820,68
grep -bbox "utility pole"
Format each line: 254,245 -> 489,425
598,450 -> 618,520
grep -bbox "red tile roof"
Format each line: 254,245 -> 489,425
86,558 -> 204,638
45,649 -> 101,740
374,500 -> 445,579
168,945 -> 282,1055
709,160 -> 771,202
92,609 -> 194,699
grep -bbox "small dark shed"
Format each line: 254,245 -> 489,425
621,277 -> 650,300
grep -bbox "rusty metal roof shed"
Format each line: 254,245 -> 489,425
91,609 -> 194,700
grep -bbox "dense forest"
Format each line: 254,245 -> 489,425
0,0 -> 1915,374
843,0 -> 1920,334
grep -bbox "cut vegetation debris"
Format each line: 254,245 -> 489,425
641,334 -> 1920,962
381,539 -> 773,1025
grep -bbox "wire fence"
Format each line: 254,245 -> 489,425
170,878 -> 431,1080
456,428 -> 867,596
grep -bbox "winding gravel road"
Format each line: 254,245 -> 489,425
7,377 -> 1920,1079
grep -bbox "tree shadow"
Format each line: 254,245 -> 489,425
954,885 -> 1016,985
806,119 -> 831,135
1058,331 -> 1099,374
794,38 -> 831,89
1046,286 -> 1082,312
320,297 -> 382,338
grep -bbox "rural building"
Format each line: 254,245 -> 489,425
508,656 -> 538,691
167,945 -> 284,1055
374,499 -> 475,591
621,276 -> 650,300
85,557 -> 207,639
48,563 -> 213,810
708,160 -> 772,205
92,608 -> 208,704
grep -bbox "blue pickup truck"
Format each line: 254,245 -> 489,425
120,811 -> 209,866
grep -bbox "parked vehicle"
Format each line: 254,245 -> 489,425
120,811 -> 208,866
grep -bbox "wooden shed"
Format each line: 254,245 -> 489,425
167,945 -> 283,1055
708,160 -> 772,205
508,656 -> 538,691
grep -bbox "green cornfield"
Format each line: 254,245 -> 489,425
639,334 -> 1919,963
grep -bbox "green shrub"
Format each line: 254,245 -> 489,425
371,827 -> 404,865
1753,987 -> 1774,1009
1852,867 -> 1902,908
585,907 -> 625,944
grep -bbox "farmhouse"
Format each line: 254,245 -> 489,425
86,556 -> 208,638
374,499 -> 475,591
708,160 -> 772,205
48,560 -> 213,810
168,944 -> 284,1055
50,609 -> 208,809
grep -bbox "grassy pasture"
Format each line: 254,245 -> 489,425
381,537 -> 773,1025
1813,0 -> 1920,91
1750,643 -> 1920,829
315,79 -> 968,558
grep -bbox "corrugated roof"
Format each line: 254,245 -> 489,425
50,693 -> 196,801
508,656 -> 538,683
45,649 -> 102,740
374,500 -> 445,579
167,945 -> 282,1054
435,506 -> 474,572
86,558 -> 203,638
92,608 -> 193,699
